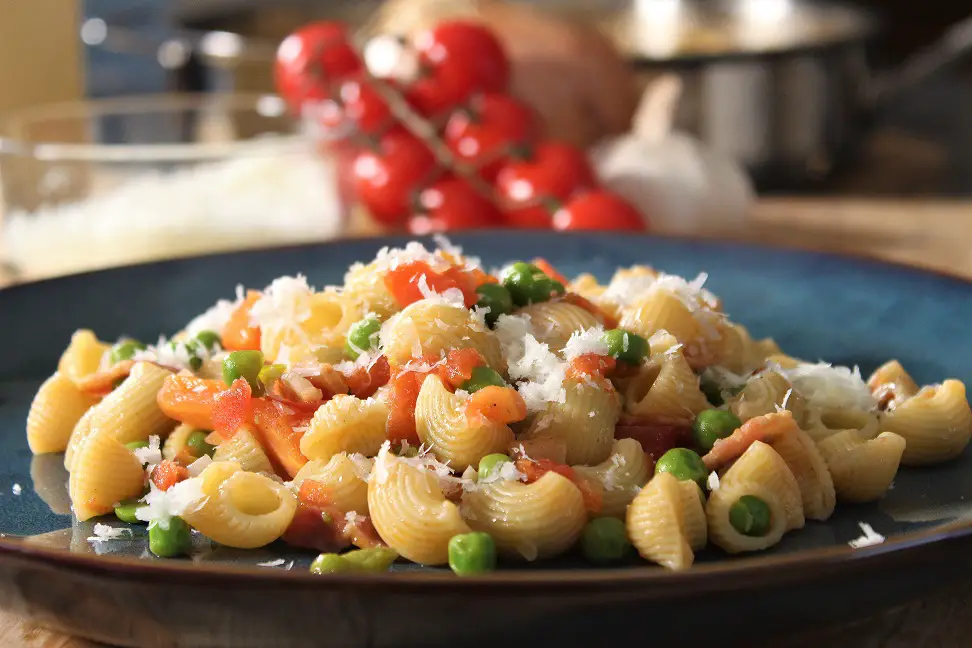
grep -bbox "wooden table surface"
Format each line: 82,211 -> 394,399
2,196 -> 972,647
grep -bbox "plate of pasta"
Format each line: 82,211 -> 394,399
2,232 -> 972,648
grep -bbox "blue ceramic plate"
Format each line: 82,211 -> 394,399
1,232 -> 972,648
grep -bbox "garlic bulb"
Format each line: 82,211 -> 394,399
589,75 -> 754,233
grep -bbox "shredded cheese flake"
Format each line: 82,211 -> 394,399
248,275 -> 314,334
778,362 -> 877,411
187,455 -> 213,477
707,471 -> 721,491
87,523 -> 133,543
562,326 -> 609,361
257,558 -> 287,567
848,522 -> 886,548
136,477 -> 207,527
134,435 -> 163,468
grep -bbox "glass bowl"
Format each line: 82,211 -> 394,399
0,93 -> 349,284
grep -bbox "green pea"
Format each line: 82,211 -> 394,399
448,532 -> 497,576
501,262 -> 555,306
461,366 -> 507,393
223,350 -> 264,390
581,517 -> 633,564
729,495 -> 772,537
114,499 -> 143,524
186,430 -> 216,458
310,553 -> 350,574
148,517 -> 192,558
602,329 -> 649,365
550,280 -> 566,296
194,330 -> 222,351
475,284 -> 514,325
125,440 -> 149,451
109,339 -> 146,365
692,409 -> 742,453
341,547 -> 399,573
346,317 -> 382,359
477,453 -> 512,481
655,448 -> 708,490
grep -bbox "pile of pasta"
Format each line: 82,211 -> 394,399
25,239 -> 972,572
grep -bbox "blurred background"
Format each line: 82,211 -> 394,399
2,0 -> 972,283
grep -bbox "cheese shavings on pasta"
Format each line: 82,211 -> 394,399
495,314 -> 569,413
603,271 -> 718,311
187,455 -> 213,477
601,454 -> 627,491
248,275 -> 314,332
778,362 -> 877,411
373,441 -> 460,489
184,285 -> 244,337
136,478 -> 207,527
848,522 -> 885,548
563,327 -> 609,361
133,435 -> 162,468
417,273 -> 466,307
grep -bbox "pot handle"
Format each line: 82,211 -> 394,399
868,13 -> 972,107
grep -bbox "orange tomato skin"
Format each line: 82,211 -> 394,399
151,460 -> 190,492
212,379 -> 253,436
251,398 -> 309,478
156,375 -> 224,430
466,386 -> 527,425
222,290 -> 262,351
531,258 -> 568,285
566,353 -> 616,382
344,355 -> 392,399
383,260 -> 479,308
435,348 -> 485,389
386,371 -> 423,446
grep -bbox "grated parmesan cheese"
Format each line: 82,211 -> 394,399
134,436 -> 163,468
778,362 -> 877,411
248,275 -> 314,333
135,477 -> 207,527
707,471 -> 721,491
848,522 -> 885,548
184,287 -> 243,337
87,523 -> 133,544
562,326 -> 609,361
187,454 -> 213,477
11,483 -> 21,496
257,558 -> 287,568
601,454 -> 627,491
416,273 -> 466,307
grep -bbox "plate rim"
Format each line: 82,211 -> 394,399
3,230 -> 972,588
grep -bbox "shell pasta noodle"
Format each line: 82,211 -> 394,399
21,237 -> 972,572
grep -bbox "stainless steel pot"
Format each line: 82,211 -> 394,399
84,0 -> 972,188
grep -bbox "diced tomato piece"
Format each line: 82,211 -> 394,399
297,479 -> 333,508
223,290 -> 262,351
566,353 -> 616,381
468,267 -> 498,286
386,371 -> 424,446
283,503 -> 349,553
251,398 -> 308,478
435,348 -> 485,389
343,515 -> 385,550
156,374 -> 224,430
212,378 -> 253,436
151,460 -> 190,492
531,258 -> 568,285
383,260 -> 479,308
344,355 -> 391,399
466,386 -> 527,425
615,416 -> 693,472
563,292 -> 618,329
515,458 -> 602,513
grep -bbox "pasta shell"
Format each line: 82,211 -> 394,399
27,372 -> 98,454
416,375 -> 513,471
882,380 -> 972,465
573,438 -> 650,518
769,424 -> 836,520
626,472 -> 704,570
69,430 -> 145,521
300,394 -> 388,462
624,349 -> 708,422
381,301 -> 504,371
368,448 -> 470,565
462,472 -> 587,561
57,329 -> 109,385
523,378 -> 619,466
719,441 -> 804,532
817,430 -> 906,503
213,426 -> 274,474
516,301 -> 600,353
292,453 -> 372,515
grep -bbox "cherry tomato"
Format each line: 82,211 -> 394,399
495,142 -> 596,228
408,178 -> 501,234
317,75 -> 393,136
406,21 -> 509,118
444,94 -> 534,181
552,190 -> 646,232
352,128 -> 436,225
275,22 -> 361,114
